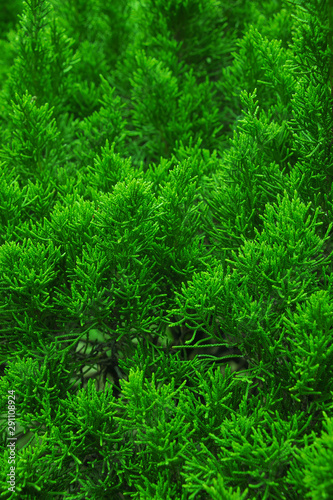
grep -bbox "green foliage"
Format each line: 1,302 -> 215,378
287,410 -> 333,499
0,0 -> 80,120
0,1 -> 23,38
0,0 -> 333,498
0,91 -> 65,184
73,75 -> 131,169
217,24 -> 296,135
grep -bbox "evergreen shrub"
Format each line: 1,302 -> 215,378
0,0 -> 333,498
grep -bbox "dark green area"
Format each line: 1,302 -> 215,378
0,0 -> 333,498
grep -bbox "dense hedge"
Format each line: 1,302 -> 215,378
0,0 -> 333,498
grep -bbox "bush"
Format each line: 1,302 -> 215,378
0,0 -> 333,498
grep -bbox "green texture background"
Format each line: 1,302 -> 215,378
0,0 -> 333,498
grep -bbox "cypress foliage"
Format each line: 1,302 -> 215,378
0,0 -> 333,498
